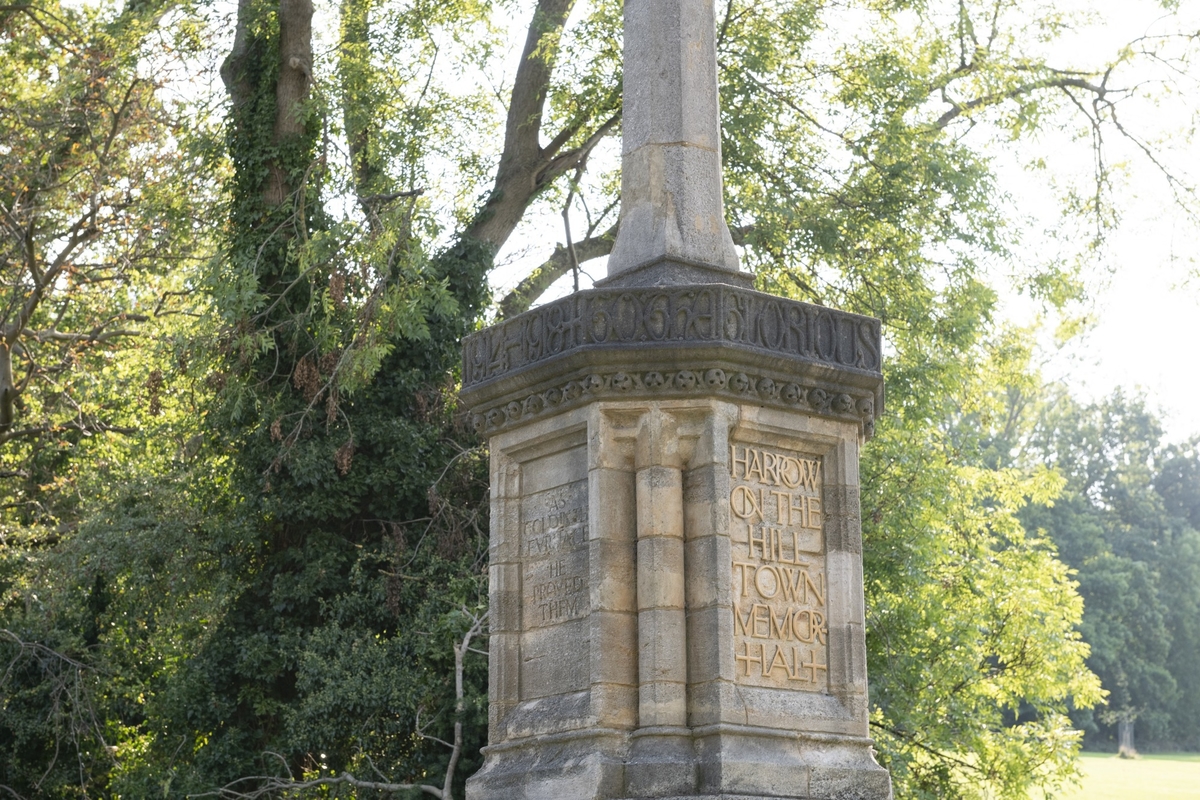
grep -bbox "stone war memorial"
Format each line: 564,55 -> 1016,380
460,1 -> 893,798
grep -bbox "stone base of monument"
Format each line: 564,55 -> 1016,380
467,727 -> 891,800
461,284 -> 892,800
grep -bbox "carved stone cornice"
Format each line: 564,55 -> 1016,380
461,284 -> 884,439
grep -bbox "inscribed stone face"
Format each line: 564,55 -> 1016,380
521,481 -> 589,628
729,443 -> 829,692
519,463 -> 590,700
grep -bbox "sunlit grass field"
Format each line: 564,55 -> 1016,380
1051,752 -> 1200,799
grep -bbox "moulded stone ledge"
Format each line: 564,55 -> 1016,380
460,283 -> 884,441
464,357 -> 881,441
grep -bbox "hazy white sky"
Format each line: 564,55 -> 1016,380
998,1 -> 1200,443
1033,203 -> 1200,444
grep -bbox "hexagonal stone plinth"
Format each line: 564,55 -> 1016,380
462,284 -> 892,800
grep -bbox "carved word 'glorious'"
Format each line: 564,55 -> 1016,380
462,286 -> 882,388
730,444 -> 828,691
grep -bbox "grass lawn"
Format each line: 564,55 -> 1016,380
1052,752 -> 1200,798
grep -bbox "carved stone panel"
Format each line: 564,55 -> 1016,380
518,461 -> 590,700
729,443 -> 828,692
521,481 -> 589,628
461,285 -> 883,389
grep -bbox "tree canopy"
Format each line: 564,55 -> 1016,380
1,0 -> 1198,798
1022,391 -> 1200,752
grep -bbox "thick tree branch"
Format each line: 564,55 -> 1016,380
870,720 -> 984,775
0,420 -> 135,446
497,224 -> 616,320
464,0 -> 623,254
192,773 -> 444,799
219,0 -> 254,110
339,0 -> 390,231
503,0 -> 572,172
25,328 -> 141,344
443,608 -> 486,800
537,109 -> 621,188
0,344 -> 14,432
930,74 -> 1112,131
267,0 -> 314,206
5,219 -> 101,347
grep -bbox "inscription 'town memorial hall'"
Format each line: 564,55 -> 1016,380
730,444 -> 829,690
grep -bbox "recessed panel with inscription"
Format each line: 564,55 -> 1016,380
521,480 -> 589,629
729,443 -> 828,692
519,474 -> 590,700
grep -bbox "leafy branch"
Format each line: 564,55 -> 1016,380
193,608 -> 488,800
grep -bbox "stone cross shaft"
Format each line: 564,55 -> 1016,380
606,0 -> 742,285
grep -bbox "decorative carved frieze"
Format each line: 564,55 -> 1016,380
462,285 -> 883,390
467,366 -> 877,438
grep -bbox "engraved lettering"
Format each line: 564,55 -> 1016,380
522,482 -> 589,628
730,485 -> 763,522
754,564 -> 780,598
814,311 -> 837,361
736,643 -> 764,675
460,287 -> 882,389
858,319 -> 880,370
730,442 -> 828,690
770,606 -> 793,640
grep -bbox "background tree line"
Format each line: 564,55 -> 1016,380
1,0 -> 1197,798
1020,391 -> 1200,754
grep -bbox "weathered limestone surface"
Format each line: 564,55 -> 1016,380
462,330 -> 891,798
605,0 -> 744,288
461,395 -> 891,799
462,0 -> 891,796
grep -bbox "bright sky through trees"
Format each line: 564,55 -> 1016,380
999,0 -> 1200,443
1042,202 -> 1200,443
490,0 -> 1200,442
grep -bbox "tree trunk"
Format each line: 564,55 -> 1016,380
463,0 -> 575,250
1117,718 -> 1137,758
267,0 -> 314,207
222,0 -> 314,210
339,0 -> 386,231
0,343 -> 15,432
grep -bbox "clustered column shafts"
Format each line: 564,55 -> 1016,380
634,410 -> 689,728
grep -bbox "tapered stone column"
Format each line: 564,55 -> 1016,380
605,0 -> 745,288
462,1 -> 891,798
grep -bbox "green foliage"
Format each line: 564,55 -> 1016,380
1022,392 -> 1200,751
2,0 -> 1197,798
129,0 -> 498,792
857,334 -> 1102,799
0,1 -> 223,793
0,0 -> 220,529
